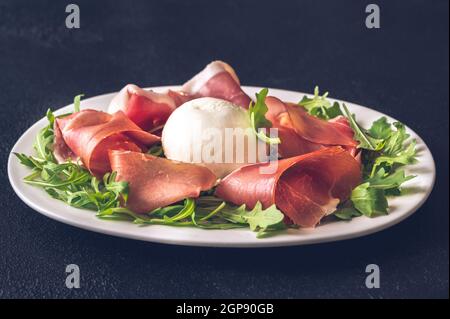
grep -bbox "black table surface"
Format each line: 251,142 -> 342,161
0,0 -> 448,299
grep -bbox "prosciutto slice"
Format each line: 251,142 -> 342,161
107,62 -> 251,131
215,147 -> 361,227
54,110 -> 160,177
265,96 -> 358,158
182,61 -> 252,108
108,84 -> 191,132
109,150 -> 217,213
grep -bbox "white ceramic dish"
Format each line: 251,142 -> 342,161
8,86 -> 436,247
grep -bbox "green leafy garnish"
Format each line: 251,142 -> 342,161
199,201 -> 226,221
368,117 -> 395,140
248,88 -> 281,144
381,122 -> 410,155
299,86 -> 343,120
371,139 -> 417,176
14,151 -> 129,213
221,202 -> 286,237
350,183 -> 389,217
33,109 -> 56,161
334,206 -> 362,220
366,168 -> 415,191
73,94 -> 84,113
342,103 -> 384,151
147,144 -> 164,157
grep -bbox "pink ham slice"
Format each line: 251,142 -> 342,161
215,147 -> 361,227
329,116 -> 360,158
109,150 -> 217,213
107,62 -> 251,132
54,109 -> 160,177
108,84 -> 191,132
265,96 -> 358,158
182,61 -> 252,108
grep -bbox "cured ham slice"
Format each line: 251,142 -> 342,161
329,116 -> 360,158
109,150 -> 217,213
53,119 -> 78,164
265,96 -> 358,158
54,110 -> 160,177
182,61 -> 252,108
107,62 -> 250,131
215,147 -> 361,227
108,84 -> 191,132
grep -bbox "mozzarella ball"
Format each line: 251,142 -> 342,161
162,97 -> 265,178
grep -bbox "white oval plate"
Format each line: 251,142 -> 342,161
8,86 -> 436,247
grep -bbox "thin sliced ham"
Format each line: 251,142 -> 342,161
54,109 -> 160,177
182,61 -> 252,108
265,96 -> 358,158
107,62 -> 251,131
109,150 -> 217,213
108,84 -> 191,132
329,116 -> 360,158
215,147 -> 361,227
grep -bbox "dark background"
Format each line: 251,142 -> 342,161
0,0 -> 448,298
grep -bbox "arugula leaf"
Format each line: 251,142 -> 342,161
221,202 -> 286,236
33,110 -> 56,162
98,204 -> 196,225
325,102 -> 343,119
369,118 -> 410,154
248,88 -> 281,144
46,108 -> 55,126
334,206 -> 362,220
147,144 -> 164,157
383,122 -> 410,155
249,88 -> 271,128
350,183 -> 388,217
246,204 -> 285,232
255,221 -> 288,238
199,201 -> 226,221
162,198 -> 195,222
104,172 -> 129,203
96,207 -> 141,222
299,86 -> 343,120
73,94 -> 84,113
342,167 -> 415,219
149,205 -> 185,218
342,103 -> 384,151
368,117 -> 393,139
371,140 -> 417,176
14,153 -> 39,168
366,168 -> 415,191
191,216 -> 248,229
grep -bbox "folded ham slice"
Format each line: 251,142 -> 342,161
107,62 -> 251,132
54,110 -> 160,177
108,84 -> 191,132
182,61 -> 252,108
109,150 -> 217,213
265,96 -> 358,158
328,116 -> 359,158
215,147 -> 361,227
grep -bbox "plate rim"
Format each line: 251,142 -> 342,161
7,86 -> 436,248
